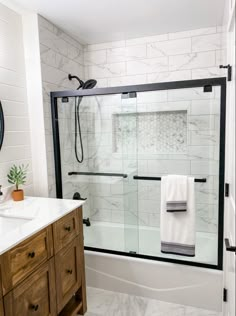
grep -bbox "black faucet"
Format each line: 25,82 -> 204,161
83,218 -> 91,227
73,192 -> 87,201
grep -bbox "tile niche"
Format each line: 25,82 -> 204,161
113,110 -> 187,154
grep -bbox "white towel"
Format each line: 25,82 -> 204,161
166,175 -> 188,212
160,176 -> 195,256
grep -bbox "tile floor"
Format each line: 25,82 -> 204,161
86,287 -> 222,316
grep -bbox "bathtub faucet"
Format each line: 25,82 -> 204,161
83,218 -> 91,227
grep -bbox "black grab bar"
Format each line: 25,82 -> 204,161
68,172 -> 128,178
133,175 -> 207,183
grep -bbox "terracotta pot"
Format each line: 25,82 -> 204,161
12,189 -> 24,201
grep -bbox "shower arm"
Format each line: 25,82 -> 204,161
68,74 -> 83,90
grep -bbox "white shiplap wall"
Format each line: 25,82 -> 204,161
0,3 -> 33,193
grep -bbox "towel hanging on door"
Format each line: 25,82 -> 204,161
160,175 -> 196,257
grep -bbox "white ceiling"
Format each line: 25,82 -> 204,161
8,0 -> 225,44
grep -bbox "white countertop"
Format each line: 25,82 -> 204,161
0,196 -> 85,255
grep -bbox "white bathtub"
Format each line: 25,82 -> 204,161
84,222 -> 223,312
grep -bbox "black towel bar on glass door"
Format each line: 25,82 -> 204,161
68,171 -> 128,178
133,175 -> 207,183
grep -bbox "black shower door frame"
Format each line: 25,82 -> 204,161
51,77 -> 226,270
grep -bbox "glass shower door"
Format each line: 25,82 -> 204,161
135,86 -> 221,266
57,93 -> 139,254
119,94 -> 139,254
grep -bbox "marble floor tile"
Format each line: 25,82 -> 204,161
86,287 -> 222,316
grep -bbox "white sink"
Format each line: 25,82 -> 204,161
0,215 -> 32,237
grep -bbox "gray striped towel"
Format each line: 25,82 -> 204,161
166,200 -> 187,212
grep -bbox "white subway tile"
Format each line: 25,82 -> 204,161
191,161 -> 219,175
147,160 -> 190,175
86,40 -> 126,51
192,67 -> 223,79
147,38 -> 191,58
107,74 -> 146,87
169,51 -> 215,71
188,115 -> 215,130
106,47 -> 126,63
107,45 -> 147,63
192,33 -> 222,52
84,49 -> 107,65
137,90 -> 168,103
138,199 -> 159,213
168,27 -> 217,40
88,62 -> 126,78
191,100 -> 220,115
190,131 -> 218,146
91,209 -> 112,222
127,57 -> 168,75
168,87 -> 213,101
126,45 -> 147,60
189,146 -> 215,160
147,70 -> 191,83
112,210 -> 124,223
126,34 -> 168,46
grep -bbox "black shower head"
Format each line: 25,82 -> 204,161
68,74 -> 97,90
83,79 -> 97,89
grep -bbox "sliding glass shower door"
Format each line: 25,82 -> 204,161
135,86 -> 221,266
57,93 -> 139,253
52,77 -> 225,269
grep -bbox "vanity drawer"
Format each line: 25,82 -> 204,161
53,209 -> 79,253
55,237 -> 81,313
1,227 -> 53,295
4,259 -> 56,316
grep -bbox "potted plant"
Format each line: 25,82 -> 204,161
7,164 -> 28,201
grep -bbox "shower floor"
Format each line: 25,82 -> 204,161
84,221 -> 218,265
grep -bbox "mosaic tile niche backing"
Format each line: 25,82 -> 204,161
113,110 -> 187,154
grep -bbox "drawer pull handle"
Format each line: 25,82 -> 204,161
64,226 -> 71,232
66,269 -> 73,274
28,251 -> 35,258
30,304 -> 39,311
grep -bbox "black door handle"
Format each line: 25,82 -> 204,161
225,238 -> 236,253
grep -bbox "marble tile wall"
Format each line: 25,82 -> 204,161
38,16 -> 87,204
39,20 -> 225,233
82,27 -> 225,233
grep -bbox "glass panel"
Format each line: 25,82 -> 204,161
136,86 -> 221,265
55,83 -> 222,267
119,95 -> 139,253
57,93 -> 139,253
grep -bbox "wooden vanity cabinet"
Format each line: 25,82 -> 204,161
53,210 -> 79,253
1,227 -> 53,295
0,207 -> 87,316
55,237 -> 81,313
4,259 -> 56,316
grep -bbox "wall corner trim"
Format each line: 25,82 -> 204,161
22,13 -> 49,197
